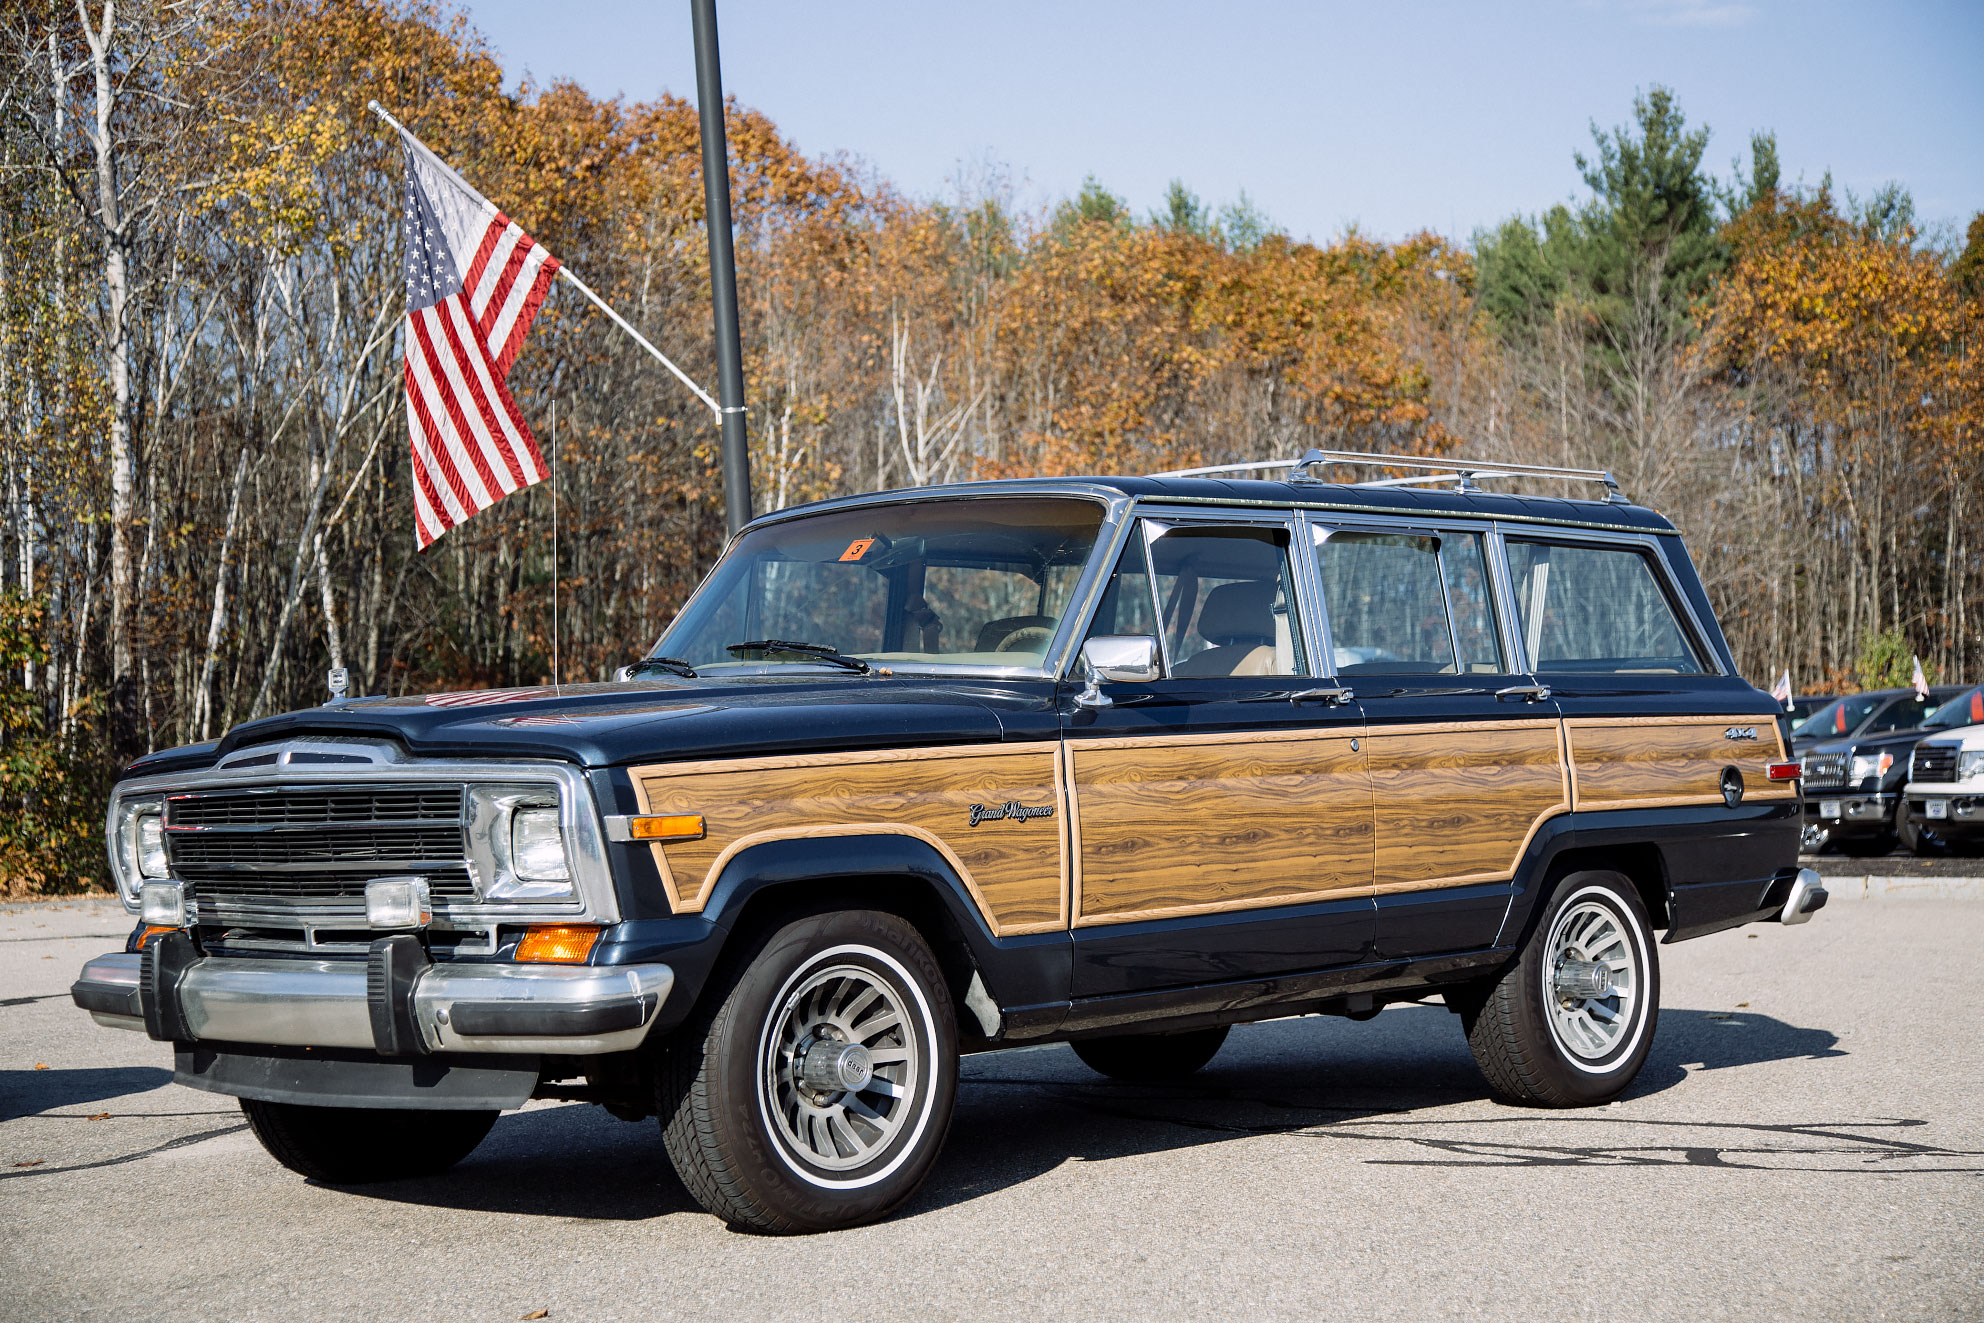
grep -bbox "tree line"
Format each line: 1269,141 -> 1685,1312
1,0 -> 1979,892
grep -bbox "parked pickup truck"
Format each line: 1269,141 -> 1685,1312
73,451 -> 1825,1233
1800,684 -> 1984,854
1902,702 -> 1984,855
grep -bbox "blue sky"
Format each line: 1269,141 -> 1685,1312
458,0 -> 1982,245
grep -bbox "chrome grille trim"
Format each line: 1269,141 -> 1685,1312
1802,751 -> 1849,790
1912,743 -> 1960,783
106,740 -> 618,931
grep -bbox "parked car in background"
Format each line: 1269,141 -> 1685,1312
1902,690 -> 1984,856
1775,694 -> 1834,749
1788,687 -> 1962,758
1800,684 -> 1978,854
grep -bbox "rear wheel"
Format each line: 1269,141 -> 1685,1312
1071,1025 -> 1229,1081
656,909 -> 957,1234
1460,871 -> 1659,1107
239,1099 -> 496,1184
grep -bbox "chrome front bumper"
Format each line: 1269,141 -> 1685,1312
73,948 -> 673,1056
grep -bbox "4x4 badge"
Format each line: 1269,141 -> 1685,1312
1724,726 -> 1759,741
968,801 -> 1055,827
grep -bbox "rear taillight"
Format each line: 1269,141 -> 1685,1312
1767,762 -> 1802,781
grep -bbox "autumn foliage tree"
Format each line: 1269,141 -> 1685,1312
0,4 -> 1977,893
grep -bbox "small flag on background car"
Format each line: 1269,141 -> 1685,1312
388,124 -> 559,548
1770,670 -> 1792,709
1911,655 -> 1929,699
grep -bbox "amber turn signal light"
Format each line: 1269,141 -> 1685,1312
1766,762 -> 1802,781
515,925 -> 602,964
136,925 -> 177,949
628,814 -> 706,842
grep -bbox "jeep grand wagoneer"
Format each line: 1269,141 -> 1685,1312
73,450 -> 1823,1233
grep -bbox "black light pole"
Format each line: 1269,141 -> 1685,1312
692,0 -> 753,534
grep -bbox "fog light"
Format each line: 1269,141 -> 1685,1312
139,880 -> 185,928
515,924 -> 600,964
366,876 -> 431,929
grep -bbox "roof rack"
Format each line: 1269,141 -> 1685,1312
1153,448 -> 1629,504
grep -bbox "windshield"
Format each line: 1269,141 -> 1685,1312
654,497 -> 1106,674
1791,693 -> 1884,739
1923,686 -> 1984,730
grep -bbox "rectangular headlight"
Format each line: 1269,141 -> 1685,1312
465,784 -> 577,902
1961,750 -> 1984,781
108,796 -> 167,905
510,805 -> 570,881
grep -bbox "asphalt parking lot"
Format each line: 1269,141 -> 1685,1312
3,895 -> 1980,1323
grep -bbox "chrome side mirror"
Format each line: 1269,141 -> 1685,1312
1075,635 -> 1160,708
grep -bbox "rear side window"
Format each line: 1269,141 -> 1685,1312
1864,696 -> 1937,734
1505,541 -> 1704,675
1315,529 -> 1506,676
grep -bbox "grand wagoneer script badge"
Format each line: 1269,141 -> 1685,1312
968,801 -> 1055,827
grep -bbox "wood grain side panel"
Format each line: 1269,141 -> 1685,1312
630,748 -> 1066,933
1070,736 -> 1373,924
1568,715 -> 1795,811
1367,721 -> 1568,894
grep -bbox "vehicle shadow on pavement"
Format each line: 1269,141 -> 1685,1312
334,1003 -> 1853,1226
0,1066 -> 174,1122
342,1101 -> 701,1221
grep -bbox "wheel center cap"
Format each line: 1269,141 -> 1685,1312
1553,959 -> 1614,1001
798,1038 -> 873,1093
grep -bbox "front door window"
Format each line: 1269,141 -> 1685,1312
1146,525 -> 1307,678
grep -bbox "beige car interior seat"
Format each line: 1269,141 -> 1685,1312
1171,581 -> 1280,677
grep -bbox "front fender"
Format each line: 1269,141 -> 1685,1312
596,831 -> 1072,1038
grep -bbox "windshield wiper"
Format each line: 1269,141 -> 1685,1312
725,639 -> 871,674
623,656 -> 698,679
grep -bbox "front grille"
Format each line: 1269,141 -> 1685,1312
167,784 -> 475,944
1913,744 -> 1960,783
1802,752 -> 1849,790
183,867 -> 477,904
168,787 -> 463,826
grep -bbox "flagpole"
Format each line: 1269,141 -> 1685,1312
691,0 -> 755,535
365,100 -> 720,421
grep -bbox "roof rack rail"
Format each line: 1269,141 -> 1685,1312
1153,449 -> 1628,504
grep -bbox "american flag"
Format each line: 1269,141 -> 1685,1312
398,138 -> 560,548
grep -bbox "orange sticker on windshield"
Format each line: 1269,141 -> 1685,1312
839,538 -> 877,562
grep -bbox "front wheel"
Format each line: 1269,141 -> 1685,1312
1897,812 -> 1938,856
239,1099 -> 497,1184
656,910 -> 958,1234
1460,871 -> 1659,1107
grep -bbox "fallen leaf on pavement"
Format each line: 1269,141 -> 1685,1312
13,1160 -> 43,1168
1737,1002 -> 1750,1007
86,1113 -> 110,1121
33,1064 -> 48,1071
520,1311 -> 550,1320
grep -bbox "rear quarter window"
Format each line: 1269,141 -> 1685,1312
1505,540 -> 1705,675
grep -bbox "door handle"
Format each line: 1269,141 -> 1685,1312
1496,684 -> 1552,703
1291,686 -> 1355,705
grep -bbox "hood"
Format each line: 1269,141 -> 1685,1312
127,676 -> 1050,776
1802,725 -> 1944,760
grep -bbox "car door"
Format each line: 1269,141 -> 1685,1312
1501,531 -> 1796,885
1306,517 -> 1567,958
1062,515 -> 1375,997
